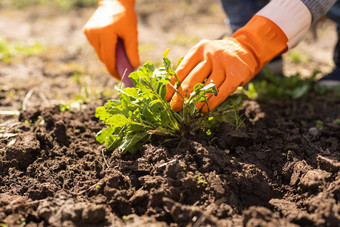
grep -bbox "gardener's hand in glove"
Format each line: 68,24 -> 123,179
166,0 -> 311,113
83,0 -> 139,79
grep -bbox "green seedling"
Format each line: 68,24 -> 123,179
0,37 -> 43,62
333,119 -> 340,124
16,217 -> 26,227
244,82 -> 258,99
315,120 -> 324,131
95,50 -> 247,154
233,106 -> 245,130
285,50 -> 310,63
197,174 -> 208,185
60,104 -> 71,113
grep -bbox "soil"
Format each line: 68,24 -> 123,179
1,96 -> 340,227
1,1 -> 340,226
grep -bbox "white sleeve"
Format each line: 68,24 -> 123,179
256,0 -> 312,49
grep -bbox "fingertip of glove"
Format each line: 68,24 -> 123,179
170,93 -> 184,112
131,58 -> 140,69
106,65 -> 120,80
200,101 -> 216,113
170,101 -> 183,112
111,72 -> 121,81
165,84 -> 175,101
201,105 -> 209,113
195,102 -> 204,111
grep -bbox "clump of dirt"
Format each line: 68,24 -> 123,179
1,95 -> 340,226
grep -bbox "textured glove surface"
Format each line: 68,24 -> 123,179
166,15 -> 288,113
83,0 -> 139,79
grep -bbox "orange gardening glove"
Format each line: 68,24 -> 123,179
83,0 -> 139,80
165,15 -> 288,113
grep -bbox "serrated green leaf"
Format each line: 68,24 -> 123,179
105,134 -> 123,151
214,93 -> 248,112
291,84 -> 309,99
95,106 -> 110,121
104,114 -> 130,127
118,132 -> 150,154
118,87 -> 138,98
157,83 -> 167,99
149,99 -> 163,108
96,127 -> 115,144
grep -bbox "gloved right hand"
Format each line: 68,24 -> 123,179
83,0 -> 139,80
165,0 -> 312,113
165,16 -> 288,113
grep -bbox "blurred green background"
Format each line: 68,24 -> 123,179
0,0 -> 97,10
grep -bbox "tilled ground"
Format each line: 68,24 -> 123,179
1,1 -> 340,226
1,95 -> 340,226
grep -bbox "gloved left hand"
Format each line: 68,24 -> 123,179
83,0 -> 139,80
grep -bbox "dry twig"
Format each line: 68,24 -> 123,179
22,87 -> 50,111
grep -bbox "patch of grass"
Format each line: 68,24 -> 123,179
244,68 -> 319,100
300,120 -> 307,127
0,0 -> 96,10
333,118 -> 340,124
16,217 -> 26,227
139,43 -> 156,53
285,50 -> 310,63
58,71 -> 117,113
315,120 -> 324,131
244,67 -> 340,101
322,84 -> 340,98
44,62 -> 86,77
169,34 -> 200,47
0,37 -> 44,62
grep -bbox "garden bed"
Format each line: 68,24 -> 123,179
1,95 -> 340,226
1,1 -> 340,226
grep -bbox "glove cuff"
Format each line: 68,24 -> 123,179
232,15 -> 288,74
256,0 -> 312,48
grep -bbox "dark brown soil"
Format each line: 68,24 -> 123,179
1,1 -> 340,226
1,95 -> 340,226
